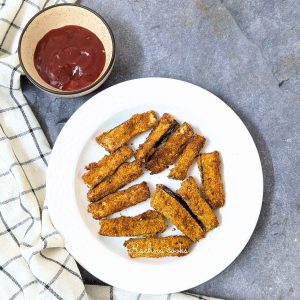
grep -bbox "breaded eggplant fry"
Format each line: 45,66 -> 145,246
99,210 -> 166,236
146,122 -> 194,174
150,184 -> 204,242
82,145 -> 133,188
87,161 -> 143,202
124,236 -> 193,258
96,111 -> 158,153
84,145 -> 133,172
168,135 -> 205,180
177,177 -> 219,231
198,151 -> 225,208
135,113 -> 178,163
88,182 -> 150,219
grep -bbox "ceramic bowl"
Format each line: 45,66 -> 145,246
18,4 -> 115,98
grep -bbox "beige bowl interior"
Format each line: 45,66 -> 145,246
20,5 -> 113,93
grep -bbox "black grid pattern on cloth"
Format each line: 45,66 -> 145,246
0,1 -> 86,299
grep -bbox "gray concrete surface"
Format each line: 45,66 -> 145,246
22,1 -> 300,299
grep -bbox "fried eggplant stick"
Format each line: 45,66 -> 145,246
135,113 -> 178,163
198,151 -> 225,208
168,135 -> 205,180
82,145 -> 133,188
87,161 -> 143,202
146,122 -> 194,174
177,177 -> 219,231
150,184 -> 204,242
124,236 -> 193,258
88,182 -> 150,219
99,210 -> 166,236
96,111 -> 158,153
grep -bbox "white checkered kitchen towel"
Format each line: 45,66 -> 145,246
0,1 -> 224,299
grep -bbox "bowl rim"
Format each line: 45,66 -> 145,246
18,3 -> 116,96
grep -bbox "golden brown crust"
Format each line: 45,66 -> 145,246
96,111 -> 158,153
124,235 -> 193,258
146,122 -> 194,174
85,162 -> 99,171
198,151 -> 225,208
87,161 -> 143,202
88,182 -> 150,219
135,113 -> 178,163
176,177 -> 219,231
150,185 -> 204,242
168,135 -> 205,180
82,145 -> 133,188
99,210 -> 166,236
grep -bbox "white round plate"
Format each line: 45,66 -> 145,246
47,78 -> 263,294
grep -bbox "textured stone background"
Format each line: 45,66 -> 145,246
22,1 -> 300,299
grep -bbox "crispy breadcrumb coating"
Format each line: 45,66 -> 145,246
177,176 -> 219,231
198,151 -> 225,208
169,135 -> 205,180
124,235 -> 193,258
146,122 -> 194,174
87,161 -> 143,202
96,111 -> 158,153
150,184 -> 204,242
135,113 -> 178,163
88,182 -> 150,219
82,145 -> 133,188
99,210 -> 166,236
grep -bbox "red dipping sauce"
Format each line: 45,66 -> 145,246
34,25 -> 106,91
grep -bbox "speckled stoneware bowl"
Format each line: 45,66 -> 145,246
18,4 -> 115,98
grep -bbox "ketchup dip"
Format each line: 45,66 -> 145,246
34,25 -> 106,91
